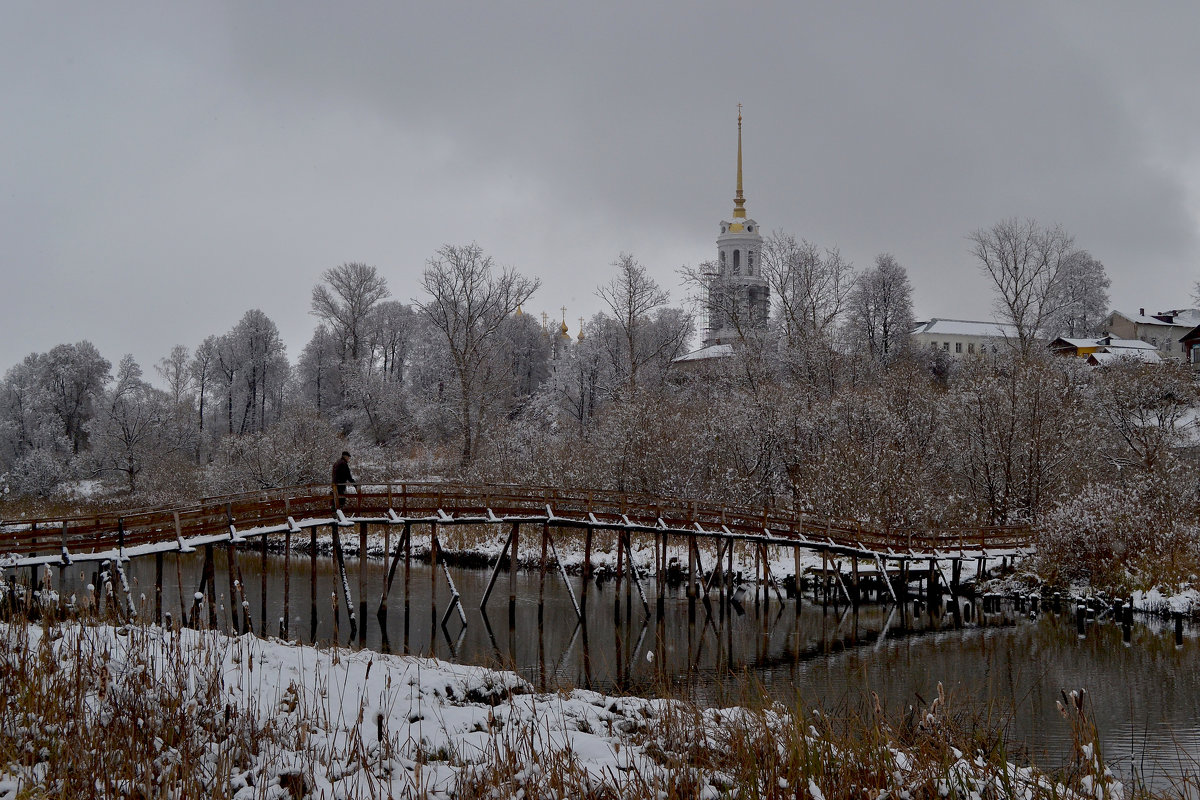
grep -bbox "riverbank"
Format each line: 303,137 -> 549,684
2,618 -> 1173,799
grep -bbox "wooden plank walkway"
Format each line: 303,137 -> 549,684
0,481 -> 1031,567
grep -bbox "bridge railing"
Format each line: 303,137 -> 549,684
0,482 -> 1033,560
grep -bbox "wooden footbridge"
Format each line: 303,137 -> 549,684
1,482 -> 1031,641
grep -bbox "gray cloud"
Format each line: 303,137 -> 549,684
2,1 -> 1198,374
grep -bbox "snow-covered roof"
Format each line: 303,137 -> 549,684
1087,349 -> 1163,366
672,343 -> 735,363
1111,309 -> 1200,327
911,318 -> 1018,339
1099,337 -> 1157,351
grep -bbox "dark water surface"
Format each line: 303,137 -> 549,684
52,547 -> 1200,787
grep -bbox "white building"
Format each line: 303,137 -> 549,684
703,108 -> 770,348
910,318 -> 1018,357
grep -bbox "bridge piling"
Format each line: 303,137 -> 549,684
282,525 -> 291,640
404,522 -> 411,653
330,522 -> 355,640
509,520 -> 519,627
309,526 -> 317,643
431,521 -> 440,643
582,525 -> 593,611
359,521 -> 368,647
154,552 -> 163,625
538,520 -> 549,626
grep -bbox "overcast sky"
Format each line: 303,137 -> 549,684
3,2 -> 1200,377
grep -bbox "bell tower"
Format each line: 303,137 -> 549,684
705,105 -> 769,347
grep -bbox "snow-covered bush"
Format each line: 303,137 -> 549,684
4,448 -> 71,499
203,407 -> 345,493
1036,474 -> 1200,593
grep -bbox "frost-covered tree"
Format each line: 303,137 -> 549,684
762,231 -> 853,346
969,218 -> 1077,354
417,243 -> 539,467
90,355 -> 188,493
156,344 -> 192,407
367,301 -> 418,384
297,325 -> 343,414
1042,250 -> 1110,338
310,262 -> 390,364
845,253 -> 914,361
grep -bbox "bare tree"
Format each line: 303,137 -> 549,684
367,300 -> 418,384
417,243 -> 539,467
156,344 -> 192,406
310,262 -> 391,363
968,218 -> 1076,353
1043,250 -> 1111,338
845,253 -> 914,361
761,231 -> 853,346
596,254 -> 689,393
189,337 -> 218,460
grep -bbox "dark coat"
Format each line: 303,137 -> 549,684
332,458 -> 354,487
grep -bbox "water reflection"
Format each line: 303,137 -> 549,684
43,547 -> 1200,787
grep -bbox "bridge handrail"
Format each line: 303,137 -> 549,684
1,481 -> 1033,559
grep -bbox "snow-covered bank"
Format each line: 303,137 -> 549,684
0,621 -> 1140,799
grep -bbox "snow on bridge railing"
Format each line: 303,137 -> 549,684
1,482 -> 1033,559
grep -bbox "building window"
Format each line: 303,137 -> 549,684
719,251 -> 726,272
943,342 -> 949,351
733,249 -> 741,274
955,342 -> 962,353
968,342 -> 975,354
747,249 -> 754,275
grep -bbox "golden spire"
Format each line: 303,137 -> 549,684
560,306 -> 569,336
732,103 -> 747,219
577,316 -> 585,341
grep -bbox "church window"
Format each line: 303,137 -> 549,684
719,251 -> 726,272
747,249 -> 754,275
733,249 -> 740,274
747,225 -> 753,232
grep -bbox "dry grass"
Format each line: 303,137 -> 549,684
1,590 -> 1197,799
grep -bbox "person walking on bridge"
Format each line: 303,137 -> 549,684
331,451 -> 356,510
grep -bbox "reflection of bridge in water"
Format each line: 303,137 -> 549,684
1,483 -> 1031,648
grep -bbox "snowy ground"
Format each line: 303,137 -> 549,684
0,622 -> 1126,800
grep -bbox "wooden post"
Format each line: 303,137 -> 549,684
430,521 -> 440,642
655,531 -> 665,620
821,549 -> 828,608
404,521 -> 411,653
359,521 -> 368,647
226,541 -> 241,634
204,543 -> 217,628
260,528 -> 268,636
309,526 -> 318,643
582,525 -> 593,611
508,520 -> 519,626
154,552 -> 163,625
793,545 -> 802,611
282,525 -> 291,640
614,529 -> 624,622
687,532 -> 696,601
851,555 -> 860,606
29,521 -> 39,591
538,520 -> 549,624
331,522 -> 355,639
